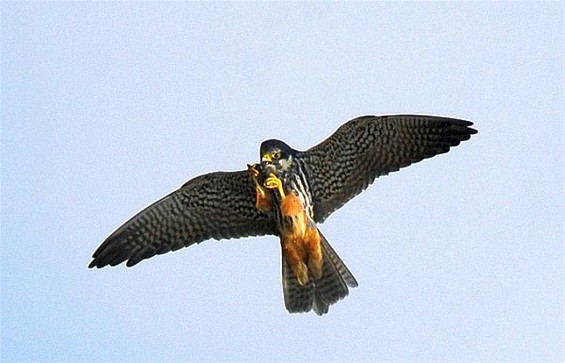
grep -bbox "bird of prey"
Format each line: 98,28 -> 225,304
89,114 -> 477,315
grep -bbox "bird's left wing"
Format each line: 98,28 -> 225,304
89,170 -> 277,268
299,115 -> 477,223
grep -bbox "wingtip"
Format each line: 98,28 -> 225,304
453,118 -> 477,135
88,258 -> 104,269
456,118 -> 478,134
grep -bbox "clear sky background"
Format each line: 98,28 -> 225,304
2,2 -> 563,362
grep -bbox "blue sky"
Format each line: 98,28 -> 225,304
2,2 -> 563,362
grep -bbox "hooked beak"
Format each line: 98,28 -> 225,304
261,154 -> 277,174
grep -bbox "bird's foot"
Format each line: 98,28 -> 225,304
265,173 -> 286,198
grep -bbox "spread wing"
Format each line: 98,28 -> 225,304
89,170 -> 277,268
299,115 -> 477,223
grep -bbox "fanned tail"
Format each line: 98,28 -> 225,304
281,229 -> 358,315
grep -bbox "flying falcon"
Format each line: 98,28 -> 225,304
89,114 -> 477,315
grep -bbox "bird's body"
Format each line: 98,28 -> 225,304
249,158 -> 357,314
89,114 -> 477,315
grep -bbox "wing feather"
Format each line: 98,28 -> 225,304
299,115 -> 477,222
89,170 -> 277,268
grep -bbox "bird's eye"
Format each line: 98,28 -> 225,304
272,152 -> 281,159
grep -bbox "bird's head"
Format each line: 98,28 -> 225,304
259,139 -> 295,173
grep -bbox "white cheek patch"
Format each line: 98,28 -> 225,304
279,155 -> 293,171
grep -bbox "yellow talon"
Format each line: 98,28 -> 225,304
265,173 -> 286,198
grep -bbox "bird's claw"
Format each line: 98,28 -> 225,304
264,173 -> 280,188
265,173 -> 286,198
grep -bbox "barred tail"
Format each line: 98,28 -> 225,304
281,229 -> 358,315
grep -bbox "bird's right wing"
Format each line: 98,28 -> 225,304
89,170 -> 277,268
300,115 -> 477,223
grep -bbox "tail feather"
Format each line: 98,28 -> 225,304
312,232 -> 358,315
319,231 -> 358,289
281,229 -> 357,315
282,256 -> 315,313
